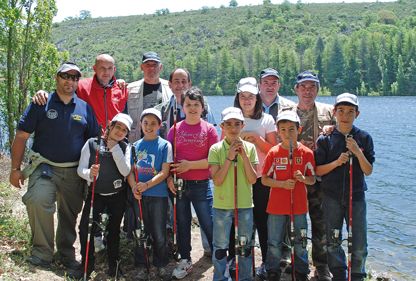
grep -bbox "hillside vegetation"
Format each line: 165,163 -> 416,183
52,0 -> 416,96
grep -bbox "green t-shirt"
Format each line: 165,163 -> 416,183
208,139 -> 259,210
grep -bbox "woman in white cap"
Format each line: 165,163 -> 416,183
77,113 -> 132,278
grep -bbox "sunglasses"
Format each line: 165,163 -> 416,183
58,72 -> 80,82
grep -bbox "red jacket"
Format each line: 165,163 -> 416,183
77,75 -> 128,129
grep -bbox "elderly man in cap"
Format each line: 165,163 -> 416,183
9,62 -> 99,274
293,70 -> 335,281
127,51 -> 172,142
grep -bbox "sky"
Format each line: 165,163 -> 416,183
54,0 -> 395,22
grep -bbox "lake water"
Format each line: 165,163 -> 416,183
206,95 -> 416,281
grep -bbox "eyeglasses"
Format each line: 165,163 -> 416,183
58,72 -> 80,82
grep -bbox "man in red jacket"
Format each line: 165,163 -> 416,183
33,54 -> 128,130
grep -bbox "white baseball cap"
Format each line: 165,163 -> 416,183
111,113 -> 133,131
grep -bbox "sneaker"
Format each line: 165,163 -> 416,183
172,259 -> 192,279
158,267 -> 171,281
94,236 -> 106,253
316,266 -> 332,281
256,262 -> 267,280
58,258 -> 81,270
136,268 -> 148,280
26,255 -> 51,269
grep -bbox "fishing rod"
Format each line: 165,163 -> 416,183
233,156 -> 240,281
84,127 -> 102,281
289,140 -> 296,281
347,135 -> 353,281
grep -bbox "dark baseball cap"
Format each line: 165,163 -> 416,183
260,68 -> 280,79
142,51 -> 161,63
296,71 -> 320,85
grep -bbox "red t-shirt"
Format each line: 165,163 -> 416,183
262,143 -> 315,215
167,119 -> 219,180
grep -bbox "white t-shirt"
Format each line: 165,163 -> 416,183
243,112 -> 276,177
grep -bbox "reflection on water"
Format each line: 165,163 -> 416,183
208,96 -> 416,281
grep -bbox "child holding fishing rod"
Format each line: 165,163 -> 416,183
261,110 -> 316,281
77,113 -> 132,279
315,93 -> 374,281
127,108 -> 173,281
208,107 -> 258,281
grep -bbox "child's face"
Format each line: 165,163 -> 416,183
334,104 -> 359,127
277,121 -> 300,146
238,92 -> 257,114
183,97 -> 203,120
141,114 -> 161,138
109,121 -> 129,141
221,119 -> 244,140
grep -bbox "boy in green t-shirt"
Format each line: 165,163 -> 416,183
208,107 -> 258,281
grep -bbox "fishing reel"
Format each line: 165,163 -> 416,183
331,228 -> 343,246
175,178 -> 184,200
133,226 -> 152,250
236,235 -> 250,257
97,212 -> 109,235
172,246 -> 181,261
300,228 -> 309,249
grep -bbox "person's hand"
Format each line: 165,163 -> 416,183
132,184 -> 142,200
167,176 -> 176,195
321,125 -> 335,135
282,179 -> 296,190
116,79 -> 127,90
90,164 -> 100,179
346,136 -> 360,156
137,182 -> 149,193
32,90 -> 48,105
9,170 -> 24,188
171,160 -> 192,174
293,170 -> 306,183
227,139 -> 244,161
336,152 -> 350,166
240,131 -> 258,144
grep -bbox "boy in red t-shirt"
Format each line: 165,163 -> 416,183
261,110 -> 316,281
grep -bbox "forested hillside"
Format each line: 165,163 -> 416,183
53,0 -> 416,96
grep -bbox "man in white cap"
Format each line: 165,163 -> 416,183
9,62 -> 99,275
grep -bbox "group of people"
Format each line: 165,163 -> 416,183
9,51 -> 375,281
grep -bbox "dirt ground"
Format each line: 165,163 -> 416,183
0,154 -> 320,281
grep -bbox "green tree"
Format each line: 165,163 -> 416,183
79,10 -> 91,20
326,36 -> 345,95
1,0 -> 64,147
314,36 -> 325,86
229,0 -> 238,8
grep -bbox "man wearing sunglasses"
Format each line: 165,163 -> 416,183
9,62 -> 99,276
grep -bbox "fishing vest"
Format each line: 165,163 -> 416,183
88,138 -> 128,194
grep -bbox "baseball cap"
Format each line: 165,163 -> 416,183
140,108 -> 162,123
260,68 -> 280,79
276,110 -> 300,124
142,51 -> 161,63
335,93 -> 359,107
111,113 -> 133,131
296,71 -> 320,85
57,62 -> 81,76
221,107 -> 245,122
237,77 -> 258,95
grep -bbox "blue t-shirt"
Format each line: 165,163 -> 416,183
133,136 -> 173,197
18,92 -> 99,162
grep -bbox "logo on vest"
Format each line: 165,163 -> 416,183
46,109 -> 58,119
113,179 -> 123,189
72,114 -> 83,122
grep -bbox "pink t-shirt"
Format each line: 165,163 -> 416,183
167,119 -> 219,180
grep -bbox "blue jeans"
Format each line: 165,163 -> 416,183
323,195 -> 367,281
177,180 -> 213,260
212,208 -> 253,281
266,214 -> 309,275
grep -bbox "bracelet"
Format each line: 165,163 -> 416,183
145,182 -> 149,189
11,167 -> 20,171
